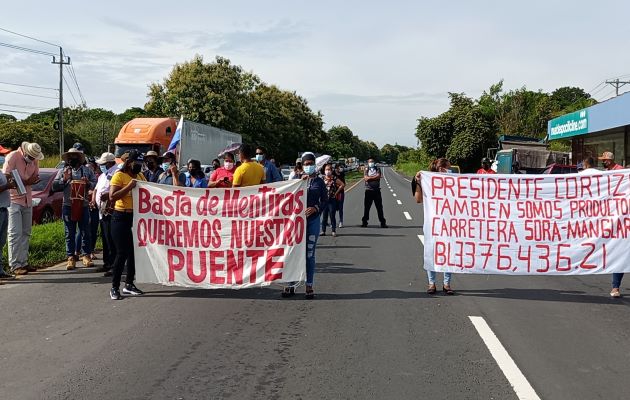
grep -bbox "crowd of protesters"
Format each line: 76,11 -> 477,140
0,141 -> 625,302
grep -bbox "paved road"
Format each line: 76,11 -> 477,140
2,167 -> 629,400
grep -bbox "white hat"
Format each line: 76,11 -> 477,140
61,148 -> 86,164
21,142 -> 44,161
96,152 -> 116,165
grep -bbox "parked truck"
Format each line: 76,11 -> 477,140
490,135 -> 571,174
114,118 -> 241,166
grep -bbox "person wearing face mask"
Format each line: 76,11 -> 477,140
414,158 -> 455,295
208,153 -> 236,188
108,150 -> 146,300
143,151 -> 164,183
93,152 -> 117,275
282,152 -> 327,299
361,158 -> 387,228
184,159 -> 208,188
320,163 -> 345,237
597,151 -> 626,297
53,148 -> 97,270
2,142 -> 42,275
157,151 -> 186,186
233,144 -> 265,187
255,146 -> 283,183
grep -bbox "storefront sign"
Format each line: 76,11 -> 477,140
548,109 -> 589,140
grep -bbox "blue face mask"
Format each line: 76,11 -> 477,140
303,165 -> 316,175
0,156 -> 5,165
99,165 -> 108,174
162,162 -> 170,171
255,154 -> 264,162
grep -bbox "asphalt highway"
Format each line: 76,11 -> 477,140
1,167 -> 629,400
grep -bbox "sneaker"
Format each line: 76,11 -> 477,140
0,271 -> 15,280
320,231 -> 326,236
338,222 -> 343,228
110,287 -> 122,300
82,256 -> 94,268
66,256 -> 76,271
13,267 -> 28,275
123,284 -> 144,296
610,288 -> 621,298
332,231 -> 337,237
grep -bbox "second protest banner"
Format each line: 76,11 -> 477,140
133,179 -> 307,288
421,170 -> 630,275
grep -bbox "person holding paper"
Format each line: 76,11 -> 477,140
414,158 -> 454,295
2,142 -> 42,276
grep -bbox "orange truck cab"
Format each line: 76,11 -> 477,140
114,118 -> 177,161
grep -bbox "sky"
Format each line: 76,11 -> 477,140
1,0 -> 630,148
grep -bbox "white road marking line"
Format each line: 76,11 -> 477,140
469,316 -> 541,400
417,234 -> 424,245
390,189 -> 394,192
396,200 -> 402,205
403,211 -> 412,220
392,193 -> 397,197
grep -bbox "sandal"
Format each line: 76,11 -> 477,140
610,288 -> 621,298
443,285 -> 455,295
305,286 -> 315,300
427,284 -> 437,295
281,286 -> 295,298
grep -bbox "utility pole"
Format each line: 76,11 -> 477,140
605,79 -> 630,97
52,47 -> 70,157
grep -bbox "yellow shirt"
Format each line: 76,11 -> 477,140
233,161 -> 265,187
110,171 -> 146,211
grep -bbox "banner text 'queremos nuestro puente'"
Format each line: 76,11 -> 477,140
133,180 -> 307,288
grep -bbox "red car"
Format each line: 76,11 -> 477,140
32,168 -> 64,224
543,164 -> 578,174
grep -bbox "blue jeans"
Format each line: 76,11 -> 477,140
74,207 -> 99,255
612,273 -> 624,289
427,271 -> 452,286
321,199 -> 338,232
63,206 -> 90,257
306,215 -> 321,286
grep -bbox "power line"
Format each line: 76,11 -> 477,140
0,88 -> 58,99
65,64 -> 86,105
0,26 -> 60,48
0,81 -> 57,91
0,103 -> 53,111
0,108 -> 33,115
62,74 -> 80,106
0,41 -> 56,57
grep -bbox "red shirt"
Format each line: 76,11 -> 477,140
610,164 -> 624,170
210,167 -> 235,188
476,168 -> 496,174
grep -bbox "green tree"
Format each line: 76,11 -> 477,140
0,113 -> 17,122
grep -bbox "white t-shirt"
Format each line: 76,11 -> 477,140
579,168 -> 603,175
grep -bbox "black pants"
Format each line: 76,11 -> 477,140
362,190 -> 386,225
111,211 -> 135,288
100,215 -> 115,267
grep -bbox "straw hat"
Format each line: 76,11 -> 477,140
61,148 -> 86,164
21,142 -> 44,161
96,152 -> 116,165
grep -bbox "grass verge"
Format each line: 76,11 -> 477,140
394,162 -> 422,178
2,219 -> 103,270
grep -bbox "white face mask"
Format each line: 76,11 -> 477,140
224,161 -> 234,170
368,162 -> 375,168
325,170 -> 332,176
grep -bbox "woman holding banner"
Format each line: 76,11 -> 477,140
108,150 -> 146,300
413,158 -> 455,295
282,152 -> 327,299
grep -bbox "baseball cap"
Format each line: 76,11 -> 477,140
598,151 -> 614,161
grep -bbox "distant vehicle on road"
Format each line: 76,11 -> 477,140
543,164 -> 578,174
281,168 -> 291,180
32,168 -> 63,224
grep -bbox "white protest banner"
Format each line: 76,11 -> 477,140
133,179 -> 307,288
421,170 -> 630,275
